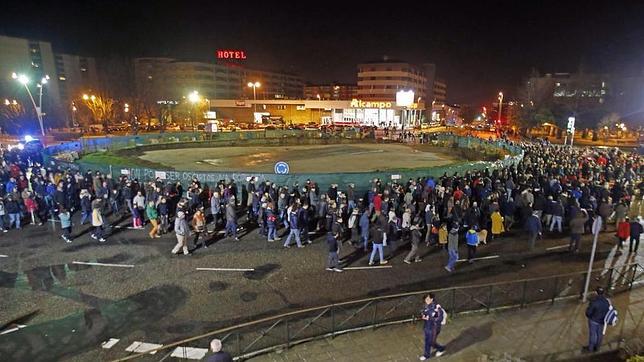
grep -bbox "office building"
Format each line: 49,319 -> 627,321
134,57 -> 303,102
304,84 -> 358,100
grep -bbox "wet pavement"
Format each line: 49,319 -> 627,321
0,207 -> 641,361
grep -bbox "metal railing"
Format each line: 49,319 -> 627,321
111,263 -> 643,361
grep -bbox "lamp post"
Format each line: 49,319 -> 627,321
247,81 -> 261,113
497,91 -> 503,126
12,72 -> 49,136
396,89 -> 415,142
316,94 -> 322,123
188,90 -> 201,130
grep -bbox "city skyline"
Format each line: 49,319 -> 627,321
0,1 -> 643,105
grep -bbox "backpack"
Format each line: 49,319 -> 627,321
603,300 -> 618,335
436,304 -> 447,325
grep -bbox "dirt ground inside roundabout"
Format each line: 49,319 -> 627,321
137,143 -> 462,173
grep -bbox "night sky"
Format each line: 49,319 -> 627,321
1,0 -> 643,105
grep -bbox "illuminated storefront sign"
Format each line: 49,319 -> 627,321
217,50 -> 247,60
350,99 -> 418,109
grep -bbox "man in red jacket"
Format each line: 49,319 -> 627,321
616,217 -> 630,252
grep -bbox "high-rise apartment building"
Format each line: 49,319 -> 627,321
134,58 -> 303,102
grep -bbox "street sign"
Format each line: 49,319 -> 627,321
274,161 -> 290,175
567,117 -> 575,131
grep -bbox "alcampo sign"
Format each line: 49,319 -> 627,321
350,99 -> 392,109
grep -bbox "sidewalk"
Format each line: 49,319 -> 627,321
250,287 -> 643,362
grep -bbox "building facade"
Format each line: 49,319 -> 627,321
210,98 -> 424,129
0,35 -> 63,128
134,58 -> 303,103
0,35 -> 99,128
303,84 -> 358,100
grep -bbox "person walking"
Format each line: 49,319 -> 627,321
0,198 -> 7,232
283,205 -> 304,248
59,208 -> 73,243
629,216 -> 642,253
359,210 -> 370,250
403,218 -> 423,264
158,197 -> 169,234
325,231 -> 343,272
368,221 -> 388,265
209,191 -> 221,234
549,199 -> 564,233
525,211 -> 542,250
133,191 -> 146,224
616,217 -> 630,252
465,226 -> 479,263
490,210 -> 504,240
192,207 -> 207,248
225,199 -> 239,241
91,203 -> 106,242
79,189 -> 92,225
5,195 -> 21,230
420,293 -> 446,360
568,209 -> 588,253
146,201 -> 160,239
205,338 -> 233,362
172,211 -> 190,256
583,287 -> 610,353
445,224 -> 459,272
266,203 -> 279,242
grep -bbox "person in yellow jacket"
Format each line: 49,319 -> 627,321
438,223 -> 448,249
491,210 -> 505,239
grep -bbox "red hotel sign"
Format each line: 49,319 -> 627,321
217,50 -> 247,60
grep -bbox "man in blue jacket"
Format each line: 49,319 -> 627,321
420,293 -> 446,360
283,205 -> 303,248
525,210 -> 542,250
583,287 -> 610,353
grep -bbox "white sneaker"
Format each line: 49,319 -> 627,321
380,260 -> 388,265
419,357 -> 428,361
333,268 -> 344,273
325,268 -> 333,271
99,238 -> 106,242
435,350 -> 446,357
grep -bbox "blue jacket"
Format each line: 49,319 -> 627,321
525,214 -> 542,234
359,212 -> 370,236
465,230 -> 478,246
585,295 -> 609,324
59,212 -> 72,228
289,210 -> 299,229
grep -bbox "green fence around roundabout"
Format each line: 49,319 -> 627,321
43,131 -> 524,190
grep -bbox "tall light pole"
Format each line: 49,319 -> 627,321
188,90 -> 200,130
497,91 -> 503,126
12,72 -> 49,136
247,81 -> 261,113
316,93 -> 322,123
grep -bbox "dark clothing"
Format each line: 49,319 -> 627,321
585,295 -> 609,324
205,351 -> 233,362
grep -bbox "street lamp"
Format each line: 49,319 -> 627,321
188,90 -> 201,130
247,81 -> 260,113
396,89 -> 415,141
316,94 -> 322,123
12,72 -> 49,136
497,91 -> 503,125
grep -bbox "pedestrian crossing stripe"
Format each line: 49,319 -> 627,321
101,338 -> 120,349
170,347 -> 209,360
125,341 -> 163,354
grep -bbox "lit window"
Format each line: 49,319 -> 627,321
556,82 -> 561,86
59,76 -> 66,81
80,68 -> 87,72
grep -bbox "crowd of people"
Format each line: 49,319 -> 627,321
0,137 -> 641,272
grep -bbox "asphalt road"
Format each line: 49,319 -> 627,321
0,208 -> 641,361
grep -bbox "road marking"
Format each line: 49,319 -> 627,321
0,324 -> 26,335
125,341 -> 163,355
547,245 -> 569,251
196,267 -> 255,272
170,347 -> 209,360
72,261 -> 135,268
113,225 -> 146,230
457,255 -> 500,262
344,265 -> 393,270
101,338 -> 120,349
0,254 -> 8,258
